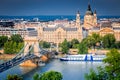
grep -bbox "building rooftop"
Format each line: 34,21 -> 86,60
43,24 -> 78,31
101,22 -> 112,28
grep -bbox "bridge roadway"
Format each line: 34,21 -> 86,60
0,53 -> 38,73
0,43 -> 51,73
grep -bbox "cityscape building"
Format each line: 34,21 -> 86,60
0,3 -> 120,44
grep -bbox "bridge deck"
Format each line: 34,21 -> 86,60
0,54 -> 37,73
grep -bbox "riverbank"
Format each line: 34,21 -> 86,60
0,54 -> 16,60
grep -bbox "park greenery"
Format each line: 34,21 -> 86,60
69,38 -> 79,48
39,41 -> 50,48
3,34 -> 24,54
60,33 -> 120,54
85,49 -> 120,80
10,34 -> 23,43
0,33 -> 120,54
0,36 -> 8,48
60,39 -> 69,54
6,74 -> 23,80
78,41 -> 88,54
33,71 -> 63,80
6,71 -> 62,80
4,41 -> 24,54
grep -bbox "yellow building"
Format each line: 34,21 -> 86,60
84,3 -> 120,41
38,11 -> 83,45
84,4 -> 97,29
88,22 -> 120,41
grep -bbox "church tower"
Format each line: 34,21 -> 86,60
84,3 -> 94,29
75,11 -> 83,41
93,10 -> 97,26
76,11 -> 81,28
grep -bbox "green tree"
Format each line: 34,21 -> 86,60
85,49 -> 120,80
78,41 -> 88,54
61,39 -> 69,54
102,34 -> 116,48
16,42 -> 24,53
103,49 -> 120,79
13,42 -> 17,53
92,33 -> 101,43
33,71 -> 63,80
82,36 -> 95,49
4,41 -> 24,54
70,39 -> 79,48
115,41 -> 120,49
4,41 -> 13,54
83,33 -> 101,49
10,34 -> 23,43
33,73 -> 41,80
85,67 -> 107,80
39,41 -> 50,48
91,33 -> 101,48
85,69 -> 98,80
6,74 -> 23,80
0,36 -> 8,48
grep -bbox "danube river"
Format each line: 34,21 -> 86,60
0,59 -> 104,80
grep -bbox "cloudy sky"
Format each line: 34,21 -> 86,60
0,0 -> 120,16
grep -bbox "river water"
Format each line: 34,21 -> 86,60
0,59 -> 104,80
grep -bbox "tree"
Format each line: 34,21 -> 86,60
39,41 -> 50,48
6,74 -> 23,80
85,69 -> 98,80
103,49 -> 120,79
33,71 -> 63,80
91,33 -> 101,44
83,33 -> 101,49
4,41 -> 24,54
85,49 -> 120,80
70,39 -> 79,48
82,36 -> 95,49
4,41 -> 13,54
61,39 -> 69,54
33,73 -> 41,80
91,33 -> 101,48
114,41 -> 120,49
0,36 -> 8,48
85,67 -> 107,80
16,42 -> 24,53
10,34 -> 23,43
102,34 -> 116,48
78,41 -> 88,54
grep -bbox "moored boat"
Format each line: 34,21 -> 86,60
60,54 -> 106,61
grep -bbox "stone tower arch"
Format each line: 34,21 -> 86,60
24,37 -> 40,56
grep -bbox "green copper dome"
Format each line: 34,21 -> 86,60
86,4 -> 93,15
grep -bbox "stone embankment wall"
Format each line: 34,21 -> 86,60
69,49 -> 120,55
0,54 -> 16,60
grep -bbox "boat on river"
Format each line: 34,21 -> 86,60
60,54 -> 106,61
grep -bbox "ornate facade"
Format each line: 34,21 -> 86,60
88,22 -> 120,41
38,11 -> 83,45
84,3 -> 120,41
84,4 -> 97,29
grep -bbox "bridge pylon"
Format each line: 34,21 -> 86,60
24,37 -> 40,57
19,37 -> 41,67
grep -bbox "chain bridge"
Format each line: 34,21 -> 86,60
0,37 -> 51,73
